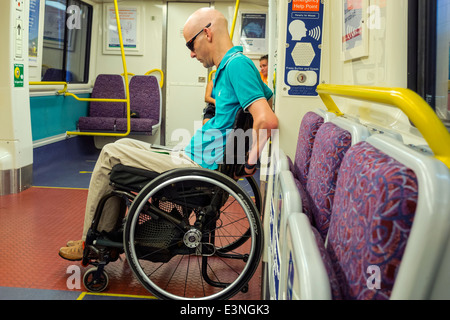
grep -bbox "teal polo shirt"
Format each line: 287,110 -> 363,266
185,46 -> 273,170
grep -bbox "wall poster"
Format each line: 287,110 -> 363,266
341,0 -> 369,61
103,4 -> 143,55
239,11 -> 268,55
29,0 -> 40,65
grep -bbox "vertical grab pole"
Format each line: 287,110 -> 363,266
229,0 -> 240,41
114,0 -> 131,135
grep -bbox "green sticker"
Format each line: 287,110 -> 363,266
14,64 -> 24,87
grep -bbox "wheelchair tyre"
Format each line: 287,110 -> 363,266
123,168 -> 263,300
83,267 -> 109,293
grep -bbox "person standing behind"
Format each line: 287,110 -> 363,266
203,78 -> 215,124
259,54 -> 268,85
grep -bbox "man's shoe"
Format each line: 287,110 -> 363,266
66,240 -> 83,247
59,244 -> 83,261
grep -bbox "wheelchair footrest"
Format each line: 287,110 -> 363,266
94,238 -> 124,249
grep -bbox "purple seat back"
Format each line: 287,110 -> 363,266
89,74 -> 126,118
326,142 -> 418,299
129,75 -> 160,122
306,122 -> 352,239
293,112 -> 324,186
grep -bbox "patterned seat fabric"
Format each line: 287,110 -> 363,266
115,75 -> 160,134
78,74 -> 160,134
115,118 -> 159,134
293,112 -> 324,186
293,178 -> 311,221
306,122 -> 352,239
78,74 -> 126,132
326,142 -> 418,300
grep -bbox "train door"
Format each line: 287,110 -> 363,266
164,2 -> 210,147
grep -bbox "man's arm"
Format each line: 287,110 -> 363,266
244,98 -> 278,175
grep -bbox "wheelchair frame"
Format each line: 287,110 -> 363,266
80,110 -> 264,300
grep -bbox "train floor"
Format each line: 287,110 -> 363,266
0,136 -> 263,300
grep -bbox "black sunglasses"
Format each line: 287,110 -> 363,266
186,23 -> 211,52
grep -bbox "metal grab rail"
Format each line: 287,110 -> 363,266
230,0 -> 240,40
29,81 -> 68,95
144,68 -> 164,88
316,84 -> 450,169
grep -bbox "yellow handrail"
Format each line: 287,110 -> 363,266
29,81 -> 68,95
208,70 -> 216,82
230,0 -> 240,41
316,84 -> 450,169
63,93 -> 127,104
66,0 -> 131,137
144,68 -> 164,88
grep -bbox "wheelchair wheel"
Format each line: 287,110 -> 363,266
83,267 -> 109,293
123,168 -> 263,300
215,175 -> 262,253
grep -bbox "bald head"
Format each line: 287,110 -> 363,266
184,8 -> 229,38
183,8 -> 233,68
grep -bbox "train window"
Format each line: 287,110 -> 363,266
408,0 -> 449,128
41,0 -> 92,83
436,0 -> 450,128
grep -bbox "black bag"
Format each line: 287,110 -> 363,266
110,164 -> 160,192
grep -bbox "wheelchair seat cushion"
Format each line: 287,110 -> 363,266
110,164 -> 160,192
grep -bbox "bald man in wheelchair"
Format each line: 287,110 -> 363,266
59,8 -> 278,261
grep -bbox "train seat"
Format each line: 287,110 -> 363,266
265,112 -> 367,299
115,75 -> 161,135
266,170 -> 302,300
78,74 -> 126,132
271,118 -> 355,299
287,109 -> 337,184
286,110 -> 341,224
289,111 -> 325,187
326,138 -> 419,299
77,74 -> 161,135
283,111 -> 325,225
272,171 -> 342,300
327,134 -> 449,299
281,134 -> 450,299
305,117 -> 370,240
281,212 -> 341,300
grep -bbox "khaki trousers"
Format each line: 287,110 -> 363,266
81,138 -> 200,240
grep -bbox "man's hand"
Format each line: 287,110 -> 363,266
233,164 -> 257,180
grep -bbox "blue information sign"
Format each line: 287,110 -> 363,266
284,0 -> 324,96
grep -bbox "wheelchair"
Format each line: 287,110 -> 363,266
80,110 -> 264,300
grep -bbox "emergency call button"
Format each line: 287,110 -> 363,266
15,0 -> 24,11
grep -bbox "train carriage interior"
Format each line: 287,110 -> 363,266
0,0 -> 450,303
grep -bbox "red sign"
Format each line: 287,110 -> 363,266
292,0 -> 320,12
346,0 -> 363,10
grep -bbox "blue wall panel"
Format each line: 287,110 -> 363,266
30,93 -> 90,141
